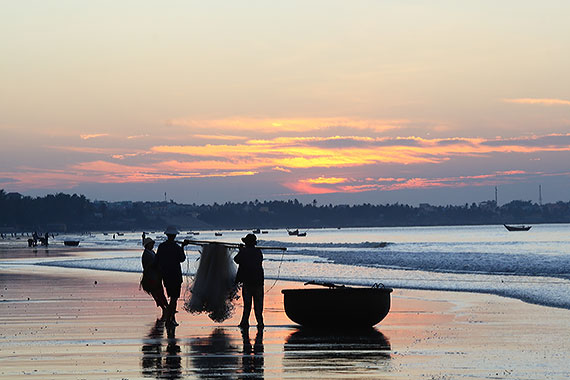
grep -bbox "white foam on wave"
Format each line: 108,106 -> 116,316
36,249 -> 570,310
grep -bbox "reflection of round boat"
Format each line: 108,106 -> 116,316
282,285 -> 392,329
285,327 -> 391,352
284,328 -> 391,372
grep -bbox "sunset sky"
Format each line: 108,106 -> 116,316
1,1 -> 569,205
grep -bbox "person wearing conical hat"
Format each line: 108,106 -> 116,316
155,226 -> 187,327
234,233 -> 264,329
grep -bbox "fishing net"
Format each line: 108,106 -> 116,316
183,243 -> 240,322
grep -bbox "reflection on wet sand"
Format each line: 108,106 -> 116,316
189,328 -> 240,378
284,328 -> 391,374
141,323 -> 267,379
141,320 -> 182,379
240,328 -> 264,379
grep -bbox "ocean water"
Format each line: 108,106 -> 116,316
24,224 -> 570,310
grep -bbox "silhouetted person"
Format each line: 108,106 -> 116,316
155,226 -> 186,327
141,237 -> 169,319
234,233 -> 264,329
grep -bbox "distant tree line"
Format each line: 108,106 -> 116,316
1,189 -> 569,232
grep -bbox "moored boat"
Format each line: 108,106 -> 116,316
282,281 -> 392,329
504,224 -> 532,231
63,240 -> 80,247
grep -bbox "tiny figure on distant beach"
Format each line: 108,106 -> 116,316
234,233 -> 264,329
140,237 -> 168,320
142,231 -> 146,246
155,226 -> 187,327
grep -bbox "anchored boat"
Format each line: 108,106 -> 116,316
282,281 -> 392,329
504,224 -> 532,231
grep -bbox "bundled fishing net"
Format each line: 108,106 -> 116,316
184,243 -> 240,322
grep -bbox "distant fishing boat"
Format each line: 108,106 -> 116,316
63,240 -> 80,247
215,232 -> 223,236
252,228 -> 261,234
287,229 -> 299,236
297,231 -> 307,237
504,224 -> 532,231
261,230 -> 268,234
282,281 -> 392,329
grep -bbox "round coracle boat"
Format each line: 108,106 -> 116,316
282,281 -> 393,329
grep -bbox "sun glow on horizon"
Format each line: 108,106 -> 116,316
3,131 -> 570,196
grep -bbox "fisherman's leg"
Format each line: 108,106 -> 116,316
164,282 -> 181,326
151,288 -> 169,320
240,285 -> 253,327
166,296 -> 178,325
252,285 -> 264,328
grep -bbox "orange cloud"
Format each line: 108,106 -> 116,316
5,130 -> 570,193
503,98 -> 570,106
167,117 -> 404,134
127,134 -> 150,139
303,176 -> 348,185
192,134 -> 247,141
151,133 -> 570,174
80,133 -> 109,140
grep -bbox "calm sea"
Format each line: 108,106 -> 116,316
28,224 -> 570,310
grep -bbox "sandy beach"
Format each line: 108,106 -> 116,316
1,247 -> 569,379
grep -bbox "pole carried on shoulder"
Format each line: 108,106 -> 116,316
177,239 -> 287,251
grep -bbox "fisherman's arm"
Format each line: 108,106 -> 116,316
178,245 -> 186,262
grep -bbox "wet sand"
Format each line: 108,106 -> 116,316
1,258 -> 569,379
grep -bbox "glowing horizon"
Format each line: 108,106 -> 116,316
2,2 -> 570,205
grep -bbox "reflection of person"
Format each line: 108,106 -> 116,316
141,237 -> 168,319
240,327 -> 264,378
141,319 -> 164,377
234,233 -> 264,329
155,226 -> 186,327
190,328 -> 238,378
141,319 -> 182,379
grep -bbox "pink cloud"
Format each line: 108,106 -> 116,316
503,98 -> 570,106
80,133 -> 109,140
283,170 -> 538,195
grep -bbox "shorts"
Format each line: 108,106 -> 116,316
163,280 -> 181,299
